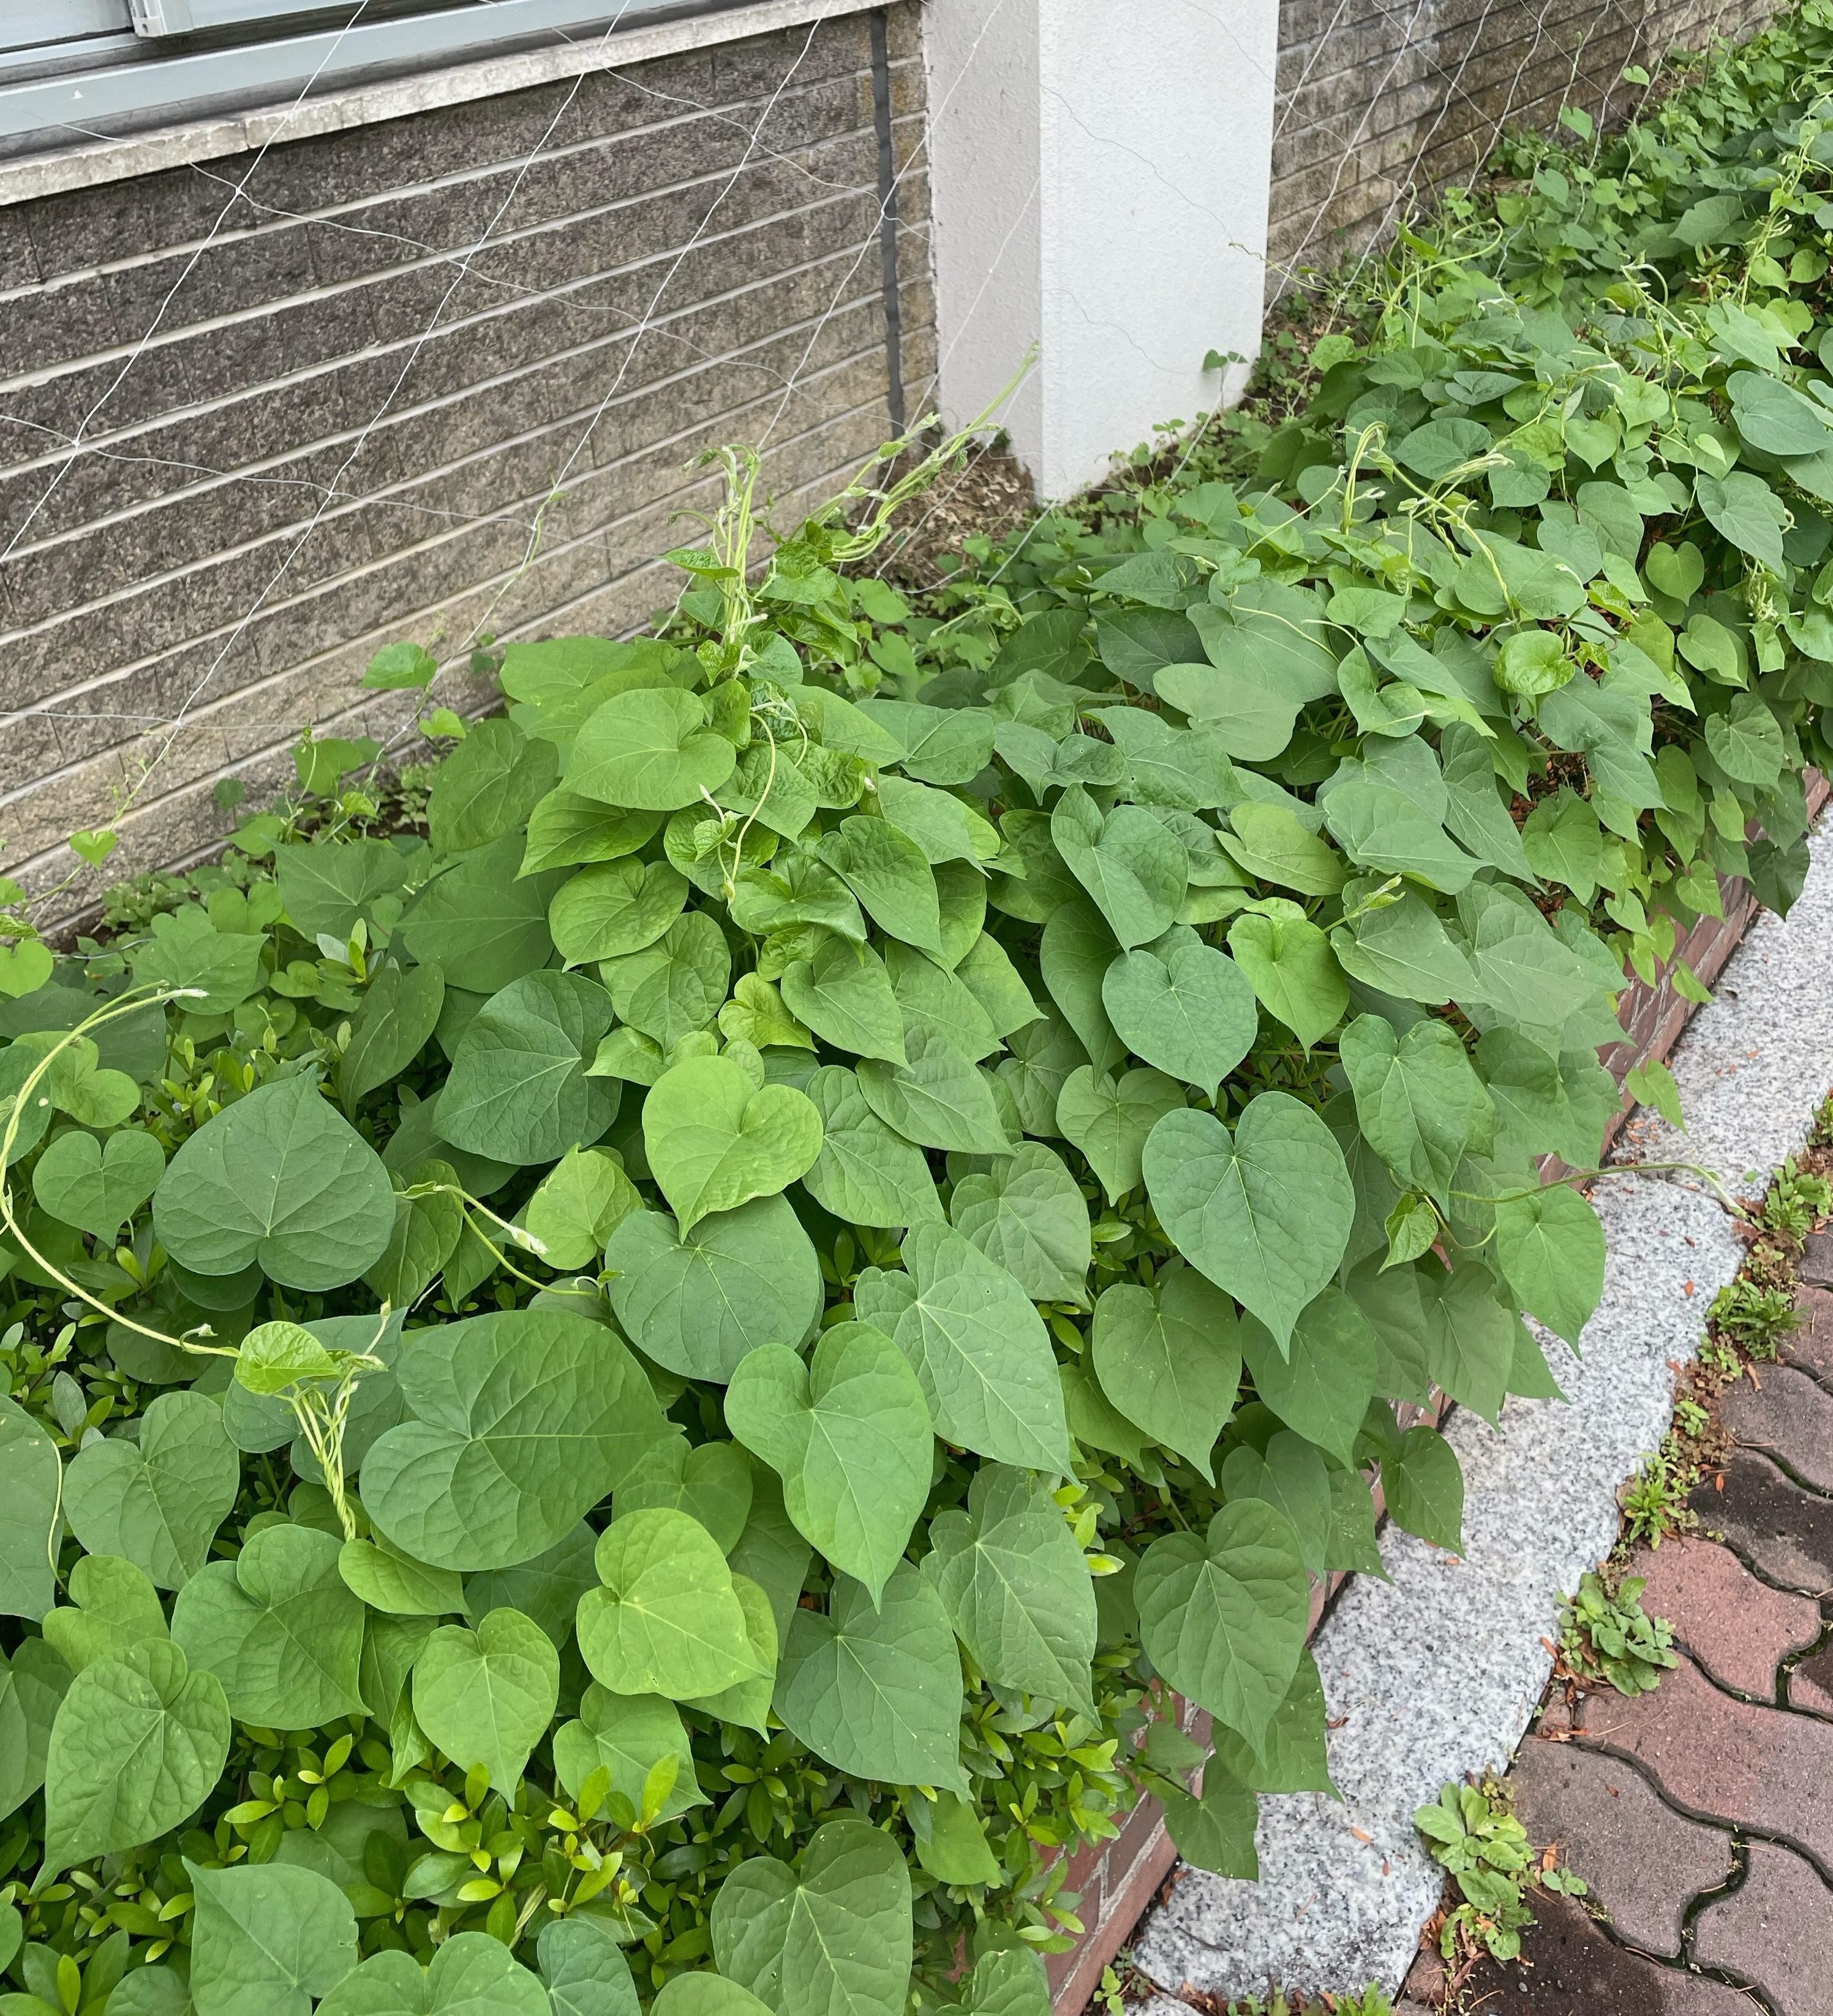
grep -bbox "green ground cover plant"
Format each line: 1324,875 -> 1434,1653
8,7 -> 1833,2012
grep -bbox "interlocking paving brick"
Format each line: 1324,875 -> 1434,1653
1693,1840 -> 1833,2013
1401,1888 -> 1753,2014
1798,1229 -> 1833,1287
1624,1536 -> 1821,1699
1688,1447 -> 1833,1594
1508,1735 -> 1730,1955
1789,1641 -> 1833,1717
1718,1364 -> 1833,1490
1785,1283 -> 1833,1386
1549,1655 -> 1833,1872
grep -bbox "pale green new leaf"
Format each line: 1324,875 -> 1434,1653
1226,910 -> 1347,1049
644,1054 -> 824,1233
576,1509 -> 764,1699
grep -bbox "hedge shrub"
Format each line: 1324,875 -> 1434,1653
4,7 -> 1833,2014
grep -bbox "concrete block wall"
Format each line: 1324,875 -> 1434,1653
1268,0 -> 1783,298
0,4 -> 928,919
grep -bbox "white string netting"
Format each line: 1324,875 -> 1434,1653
0,0 -> 1774,911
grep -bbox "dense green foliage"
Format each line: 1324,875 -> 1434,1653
7,8 -> 1833,2012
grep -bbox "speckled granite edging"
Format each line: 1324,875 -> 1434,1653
1127,818 -> 1833,2007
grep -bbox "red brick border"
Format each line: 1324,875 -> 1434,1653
1045,775 -> 1830,2014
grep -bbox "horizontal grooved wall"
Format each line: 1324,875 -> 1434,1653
1268,0 -> 1782,296
0,4 -> 928,918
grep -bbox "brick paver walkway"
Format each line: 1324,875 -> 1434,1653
1401,1272 -> 1833,2014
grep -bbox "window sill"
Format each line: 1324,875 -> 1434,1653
0,0 -> 881,205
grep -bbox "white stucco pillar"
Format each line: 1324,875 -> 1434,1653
922,0 -> 1279,500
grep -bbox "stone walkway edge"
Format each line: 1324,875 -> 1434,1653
1130,818 -> 1833,2007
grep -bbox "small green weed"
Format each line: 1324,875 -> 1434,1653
1415,1780 -> 1586,1968
1756,1161 -> 1833,1244
1213,1991 -> 1393,2016
1707,1277 -> 1802,1360
1560,1572 -> 1678,1695
1620,1441 -> 1699,1547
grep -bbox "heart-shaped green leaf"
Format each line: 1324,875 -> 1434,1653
858,1224 -> 1072,1474
920,1465 -> 1097,1716
337,1538 -> 464,1618
605,1199 -> 823,1384
1144,1092 -> 1353,1352
1050,787 -> 1187,947
576,1509 -> 765,1699
566,687 -> 737,810
780,937 -> 908,1064
537,1917 -> 642,2016
725,1324 -> 931,1599
551,1683 -> 704,1824
187,1857 -> 357,2016
171,1523 -> 367,1728
799,1066 -> 943,1229
152,1073 -> 394,1291
1135,1501 -> 1309,1743
43,1642 -> 228,1873
617,1435 -> 753,1554
1227,909 -> 1349,1049
857,1025 -> 1013,1157
549,858 -> 690,965
435,970 -> 617,1167
40,1554 -> 170,1674
948,1142 -> 1092,1304
1339,1013 -> 1490,1205
361,1308 -> 668,1571
1055,1064 -> 1185,1204
644,1055 -> 823,1234
1494,1182 -> 1605,1345
1091,1269 -> 1240,1479
0,1394 -> 62,1621
712,1817 -> 913,2016
64,1391 -> 238,1591
412,1607 -> 559,1791
774,1564 -> 966,1790
1101,928 -> 1257,1097
1238,1286 -> 1380,1467
0,940 -> 53,1000
318,1933 -> 549,2016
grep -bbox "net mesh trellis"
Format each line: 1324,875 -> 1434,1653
0,0 -> 1778,916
